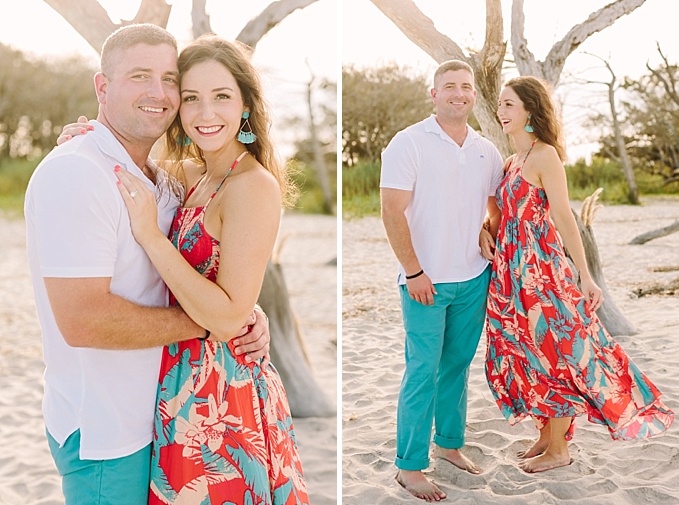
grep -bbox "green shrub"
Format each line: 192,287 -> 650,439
289,159 -> 337,215
0,158 -> 38,215
342,160 -> 382,218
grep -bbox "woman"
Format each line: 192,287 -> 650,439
481,76 -> 674,473
62,35 -> 308,503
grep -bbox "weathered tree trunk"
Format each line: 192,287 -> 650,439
191,0 -> 212,39
591,55 -> 641,205
258,260 -> 335,417
43,0 -> 171,53
307,73 -> 335,214
44,0 -> 333,417
630,220 -> 679,245
572,191 -> 636,335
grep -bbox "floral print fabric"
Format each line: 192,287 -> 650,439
485,157 -> 674,441
149,191 -> 308,504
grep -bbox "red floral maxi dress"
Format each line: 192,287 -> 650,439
485,145 -> 674,441
149,155 -> 309,505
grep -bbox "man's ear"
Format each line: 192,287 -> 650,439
94,72 -> 108,105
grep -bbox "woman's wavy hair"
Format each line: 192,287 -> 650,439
163,34 -> 295,206
504,76 -> 567,161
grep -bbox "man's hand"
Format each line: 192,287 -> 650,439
231,307 -> 271,368
406,273 -> 437,306
479,227 -> 496,261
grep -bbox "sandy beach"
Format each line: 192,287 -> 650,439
0,212 -> 337,505
342,196 -> 679,505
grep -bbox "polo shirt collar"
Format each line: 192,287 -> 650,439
87,120 -> 153,184
424,114 -> 480,148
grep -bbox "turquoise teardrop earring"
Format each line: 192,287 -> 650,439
524,115 -> 534,133
238,111 -> 256,144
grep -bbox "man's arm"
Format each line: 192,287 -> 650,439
381,188 -> 436,306
45,278 -> 273,356
44,277 -> 203,349
480,197 -> 501,261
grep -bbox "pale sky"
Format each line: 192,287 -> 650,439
342,0 -> 679,161
0,0 -> 338,156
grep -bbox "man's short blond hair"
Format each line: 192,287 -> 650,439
433,60 -> 475,88
100,24 -> 177,77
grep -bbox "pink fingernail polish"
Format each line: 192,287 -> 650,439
114,165 -> 120,172
80,128 -> 86,134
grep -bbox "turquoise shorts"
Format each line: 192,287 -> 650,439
46,429 -> 151,505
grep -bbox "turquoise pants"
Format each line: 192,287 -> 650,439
395,266 -> 490,471
46,429 -> 151,504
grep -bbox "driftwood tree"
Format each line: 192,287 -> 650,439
369,0 -> 647,335
43,0 -> 335,417
369,0 -> 646,158
305,66 -> 336,214
578,52 -> 639,204
627,43 -> 679,245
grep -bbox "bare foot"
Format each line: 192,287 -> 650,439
519,451 -> 571,473
395,471 -> 447,502
435,447 -> 482,474
517,439 -> 549,459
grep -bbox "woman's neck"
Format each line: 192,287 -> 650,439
203,141 -> 246,179
511,131 -> 538,156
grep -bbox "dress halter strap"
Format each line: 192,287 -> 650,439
519,139 -> 537,170
201,151 -> 249,214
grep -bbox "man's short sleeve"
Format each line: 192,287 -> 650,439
29,156 -> 120,278
380,130 -> 418,192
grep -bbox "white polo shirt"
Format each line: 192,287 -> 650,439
380,115 -> 504,285
25,121 -> 180,459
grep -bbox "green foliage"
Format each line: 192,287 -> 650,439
590,47 -> 679,187
0,157 -> 39,215
0,43 -> 98,161
342,64 -> 433,166
286,78 -> 337,215
565,156 -> 679,203
342,160 -> 381,218
290,158 -> 337,215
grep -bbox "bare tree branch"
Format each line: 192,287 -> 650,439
646,42 -> 679,107
543,0 -> 646,86
191,0 -> 212,38
368,0 -> 467,63
43,0 -> 171,54
132,0 -> 171,26
511,0 -> 542,77
512,0 -> 646,86
237,0 -> 319,49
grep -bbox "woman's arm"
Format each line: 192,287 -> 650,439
115,163 -> 281,341
538,147 -> 603,311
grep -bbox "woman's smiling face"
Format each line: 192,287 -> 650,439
179,59 -> 246,152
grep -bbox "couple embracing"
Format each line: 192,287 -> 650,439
380,60 -> 674,502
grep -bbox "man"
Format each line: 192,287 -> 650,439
25,24 -> 269,504
380,60 -> 503,501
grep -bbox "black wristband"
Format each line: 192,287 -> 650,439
199,329 -> 210,341
405,269 -> 424,280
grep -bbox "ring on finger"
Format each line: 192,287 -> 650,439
129,190 -> 138,198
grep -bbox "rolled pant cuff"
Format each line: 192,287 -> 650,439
434,434 -> 464,450
395,456 -> 430,471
